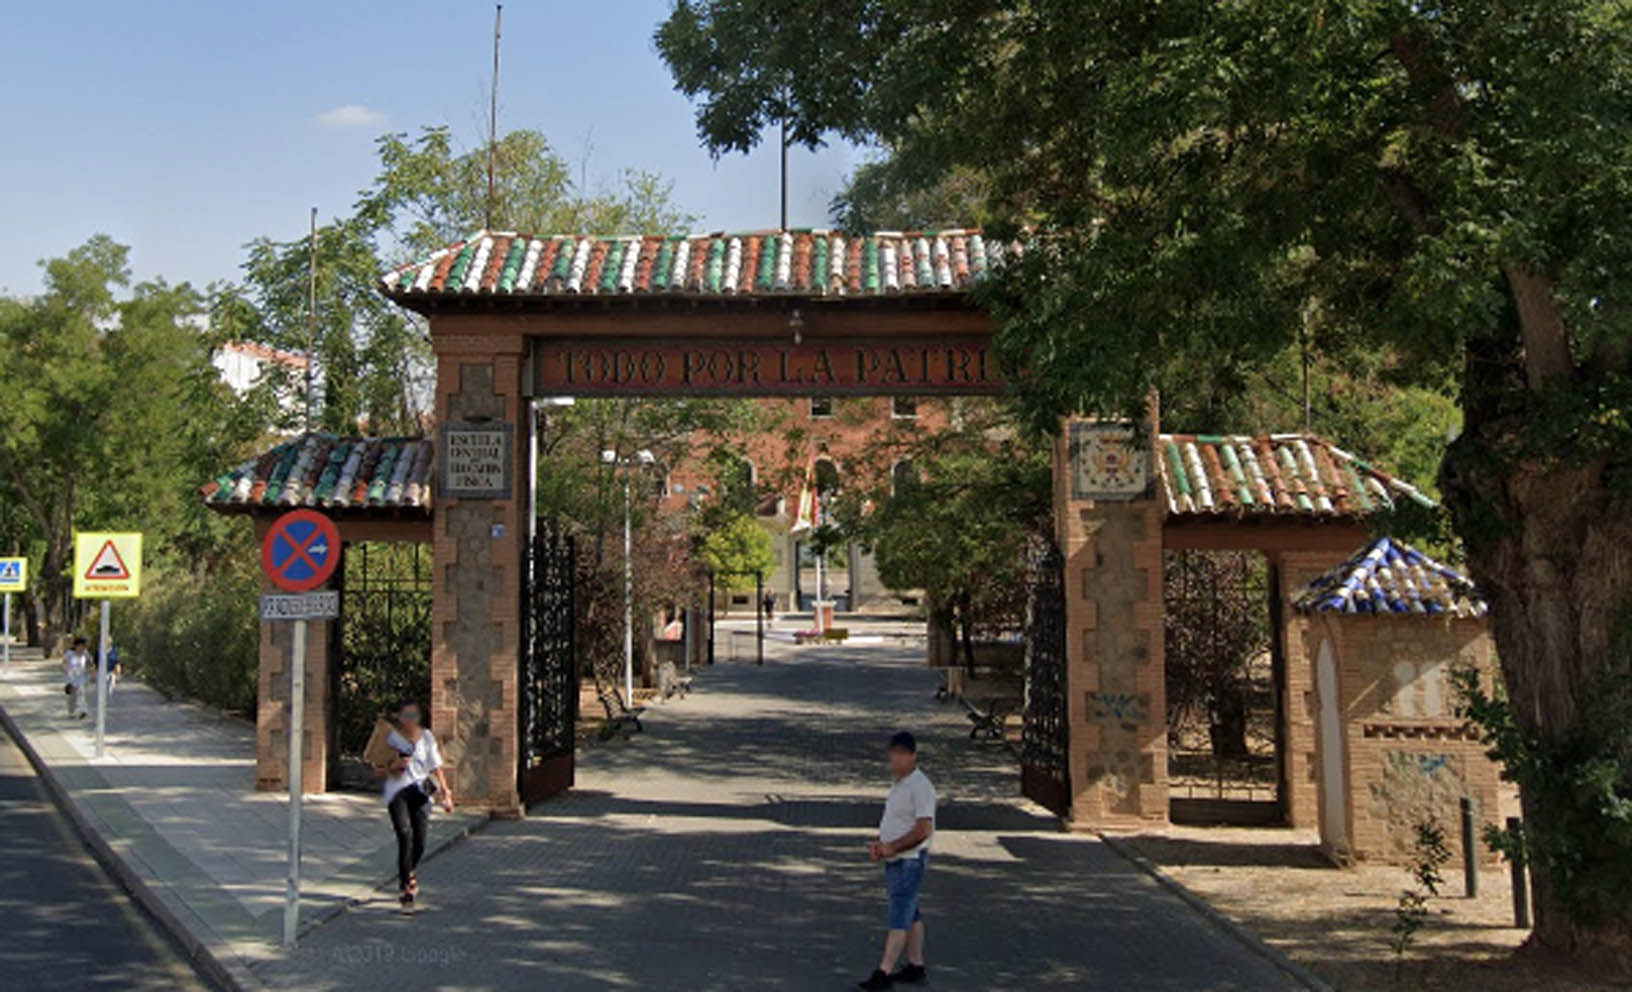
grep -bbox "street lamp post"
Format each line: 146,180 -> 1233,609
603,448 -> 654,710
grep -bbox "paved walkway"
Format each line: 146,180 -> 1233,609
259,638 -> 1300,991
0,649 -> 483,986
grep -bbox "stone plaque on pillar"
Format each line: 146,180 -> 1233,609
439,422 -> 513,499
1067,420 -> 1152,501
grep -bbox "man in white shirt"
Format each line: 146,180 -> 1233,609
858,731 -> 936,990
62,637 -> 91,719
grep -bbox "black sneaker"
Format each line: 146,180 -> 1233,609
857,969 -> 893,990
891,963 -> 927,984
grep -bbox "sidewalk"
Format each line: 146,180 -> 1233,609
0,648 -> 484,990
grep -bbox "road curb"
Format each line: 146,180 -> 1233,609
0,699 -> 258,991
1097,831 -> 1335,992
0,698 -> 492,991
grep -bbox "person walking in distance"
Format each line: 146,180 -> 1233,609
102,638 -> 121,696
858,731 -> 936,989
382,701 -> 453,910
62,637 -> 91,719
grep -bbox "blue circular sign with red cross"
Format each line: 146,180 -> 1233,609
261,510 -> 341,593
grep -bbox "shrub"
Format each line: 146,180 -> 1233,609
111,559 -> 259,715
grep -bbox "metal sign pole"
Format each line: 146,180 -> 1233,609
622,474 -> 634,709
94,599 -> 110,757
283,618 -> 307,946
3,592 -> 10,676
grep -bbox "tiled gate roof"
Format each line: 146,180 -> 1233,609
1157,433 -> 1432,519
201,434 -> 433,514
378,228 -> 1005,300
1293,537 -> 1487,617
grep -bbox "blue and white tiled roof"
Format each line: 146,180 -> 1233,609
1293,537 -> 1487,618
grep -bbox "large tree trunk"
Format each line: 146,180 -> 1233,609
1445,439 -> 1632,955
1442,281 -> 1631,956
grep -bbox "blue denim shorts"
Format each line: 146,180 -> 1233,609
884,850 -> 928,930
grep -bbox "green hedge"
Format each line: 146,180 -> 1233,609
111,560 -> 259,716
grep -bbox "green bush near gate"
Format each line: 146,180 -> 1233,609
110,559 -> 259,716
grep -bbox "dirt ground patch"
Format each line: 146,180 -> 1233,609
1117,825 -> 1622,992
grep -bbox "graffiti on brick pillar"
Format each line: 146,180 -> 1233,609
1368,749 -> 1468,861
1086,690 -> 1149,727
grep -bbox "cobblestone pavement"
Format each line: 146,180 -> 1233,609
259,638 -> 1299,991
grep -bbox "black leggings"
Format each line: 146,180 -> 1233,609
388,787 -> 430,891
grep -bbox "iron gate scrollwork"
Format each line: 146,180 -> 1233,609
1021,541 -> 1071,817
520,524 -> 577,804
330,543 -> 432,791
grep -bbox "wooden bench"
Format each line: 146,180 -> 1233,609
595,681 -> 646,740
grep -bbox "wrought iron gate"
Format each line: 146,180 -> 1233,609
330,542 -> 433,791
1021,542 -> 1072,816
520,525 -> 577,805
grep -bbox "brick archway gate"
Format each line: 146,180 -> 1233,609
382,228 -> 1081,816
375,227 -> 1425,825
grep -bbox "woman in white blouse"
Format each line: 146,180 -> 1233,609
382,700 -> 453,908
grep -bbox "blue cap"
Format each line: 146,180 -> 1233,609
888,731 -> 917,753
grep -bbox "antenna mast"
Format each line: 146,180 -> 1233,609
486,4 -> 503,230
305,206 -> 316,431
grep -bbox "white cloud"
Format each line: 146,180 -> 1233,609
316,104 -> 386,128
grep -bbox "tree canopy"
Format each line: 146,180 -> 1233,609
658,0 -> 1632,953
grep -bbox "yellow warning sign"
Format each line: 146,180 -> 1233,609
72,532 -> 143,599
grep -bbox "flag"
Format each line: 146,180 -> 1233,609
789,460 -> 819,534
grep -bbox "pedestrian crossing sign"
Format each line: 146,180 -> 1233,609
0,557 -> 24,593
72,532 -> 143,599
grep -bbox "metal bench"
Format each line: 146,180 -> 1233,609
657,661 -> 693,700
961,683 -> 1023,741
595,681 -> 646,739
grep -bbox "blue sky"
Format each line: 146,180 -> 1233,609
0,1 -> 866,296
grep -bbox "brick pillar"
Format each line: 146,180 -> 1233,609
431,339 -> 527,816
1274,549 -> 1356,828
1054,413 -> 1168,829
254,516 -> 333,793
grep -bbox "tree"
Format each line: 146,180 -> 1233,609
222,125 -> 696,434
0,237 -> 256,648
534,396 -> 765,711
657,0 -> 1632,953
696,513 -> 776,592
825,407 -> 1053,673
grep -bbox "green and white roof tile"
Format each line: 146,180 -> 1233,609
1157,433 -> 1432,519
378,228 -> 1007,300
201,434 -> 433,514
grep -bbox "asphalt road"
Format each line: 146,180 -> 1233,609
0,727 -> 209,991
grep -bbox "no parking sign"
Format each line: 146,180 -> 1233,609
258,508 -> 341,946
261,509 -> 340,593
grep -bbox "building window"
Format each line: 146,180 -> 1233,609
810,397 -> 834,418
892,396 -> 918,419
891,459 -> 917,495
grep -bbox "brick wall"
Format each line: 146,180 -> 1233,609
1274,549 -> 1357,828
431,332 -> 528,816
1316,615 -> 1502,865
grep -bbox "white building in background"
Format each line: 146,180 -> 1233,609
212,340 -> 309,396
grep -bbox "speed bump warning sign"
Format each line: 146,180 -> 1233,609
73,532 -> 143,599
